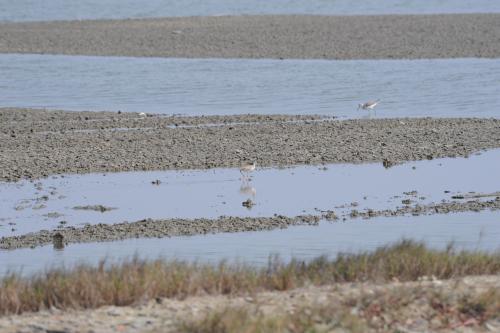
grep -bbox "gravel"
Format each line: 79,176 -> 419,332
2,108 -> 500,182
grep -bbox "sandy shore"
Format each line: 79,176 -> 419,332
1,14 -> 500,59
1,276 -> 499,333
2,197 -> 499,250
1,108 -> 500,182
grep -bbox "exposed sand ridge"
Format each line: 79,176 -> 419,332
1,14 -> 500,59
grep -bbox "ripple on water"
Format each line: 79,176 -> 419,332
1,211 -> 499,276
1,149 -> 500,237
1,55 -> 499,119
1,0 -> 500,22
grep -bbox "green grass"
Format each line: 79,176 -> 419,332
1,240 -> 499,316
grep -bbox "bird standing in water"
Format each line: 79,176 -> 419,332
240,161 -> 256,180
358,99 -> 380,111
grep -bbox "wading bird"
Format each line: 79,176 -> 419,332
358,99 -> 380,111
240,161 -> 256,180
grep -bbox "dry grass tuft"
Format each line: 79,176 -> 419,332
178,305 -> 367,333
1,240 -> 499,316
179,288 -> 500,333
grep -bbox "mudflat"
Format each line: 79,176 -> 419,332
1,14 -> 499,59
2,108 -> 500,182
2,197 -> 500,250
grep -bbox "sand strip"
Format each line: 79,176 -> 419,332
1,14 -> 500,59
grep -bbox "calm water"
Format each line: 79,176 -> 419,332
1,150 -> 499,237
1,55 -> 499,119
1,0 -> 499,22
1,211 -> 499,276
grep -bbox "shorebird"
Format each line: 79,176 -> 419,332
358,99 -> 380,111
138,112 -> 147,118
240,162 -> 256,179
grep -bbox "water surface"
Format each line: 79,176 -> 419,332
1,149 -> 499,237
1,211 -> 499,276
1,0 -> 499,22
1,55 -> 499,119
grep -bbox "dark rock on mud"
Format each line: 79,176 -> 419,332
43,212 -> 64,219
72,205 -> 116,212
242,199 -> 255,209
321,211 -> 338,221
382,159 -> 396,169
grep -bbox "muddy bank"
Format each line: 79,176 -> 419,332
2,197 -> 499,250
0,215 -> 321,250
2,109 -> 500,182
0,108 -> 327,133
345,196 -> 500,220
1,14 -> 500,59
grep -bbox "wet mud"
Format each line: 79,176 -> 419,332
2,197 -> 499,250
2,108 -> 500,182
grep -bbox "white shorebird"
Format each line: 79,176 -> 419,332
240,161 -> 256,179
138,112 -> 147,118
358,99 -> 380,111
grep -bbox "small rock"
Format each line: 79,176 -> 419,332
382,159 -> 395,169
322,211 -> 338,221
52,232 -> 64,250
73,205 -> 116,212
242,199 -> 255,208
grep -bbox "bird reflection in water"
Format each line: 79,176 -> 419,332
239,183 -> 256,198
239,161 -> 257,209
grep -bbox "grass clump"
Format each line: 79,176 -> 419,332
179,288 -> 500,333
1,240 -> 499,316
179,305 -> 367,333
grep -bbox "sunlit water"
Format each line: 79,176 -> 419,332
1,55 -> 499,118
1,149 -> 499,237
1,0 -> 499,22
1,211 -> 499,276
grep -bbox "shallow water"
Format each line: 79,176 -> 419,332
1,55 -> 499,119
1,149 -> 499,238
1,0 -> 499,22
1,211 -> 499,276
